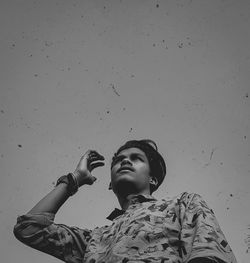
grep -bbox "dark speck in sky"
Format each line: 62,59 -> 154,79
210,148 -> 216,161
1,110 -> 4,113
111,84 -> 120,96
156,4 -> 159,8
246,93 -> 249,98
18,144 -> 22,148
178,43 -> 183,48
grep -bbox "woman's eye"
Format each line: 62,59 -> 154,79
113,156 -> 122,165
132,155 -> 142,161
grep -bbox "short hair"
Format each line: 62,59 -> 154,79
111,139 -> 166,193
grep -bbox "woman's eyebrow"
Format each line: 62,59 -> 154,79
119,153 -> 143,158
113,154 -> 125,163
113,152 -> 145,163
131,153 -> 146,159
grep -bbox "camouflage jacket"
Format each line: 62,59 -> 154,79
14,192 -> 237,263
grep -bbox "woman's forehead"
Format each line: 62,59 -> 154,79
117,147 -> 146,157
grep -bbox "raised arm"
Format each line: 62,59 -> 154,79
13,150 -> 105,262
28,150 -> 105,215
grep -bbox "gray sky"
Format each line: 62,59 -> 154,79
0,0 -> 249,262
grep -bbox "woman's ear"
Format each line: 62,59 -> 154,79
149,177 -> 158,188
108,182 -> 112,190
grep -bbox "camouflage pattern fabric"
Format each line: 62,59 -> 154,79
14,192 -> 237,263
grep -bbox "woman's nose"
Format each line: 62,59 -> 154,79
120,158 -> 132,166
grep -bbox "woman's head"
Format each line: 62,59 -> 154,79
111,139 -> 166,194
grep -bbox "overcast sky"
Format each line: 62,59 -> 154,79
0,1 -> 250,262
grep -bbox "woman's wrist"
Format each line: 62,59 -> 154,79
72,170 -> 89,187
56,173 -> 79,196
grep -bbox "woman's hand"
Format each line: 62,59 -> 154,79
73,150 -> 105,186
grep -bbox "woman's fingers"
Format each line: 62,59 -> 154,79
90,161 -> 105,170
88,156 -> 105,164
87,151 -> 104,166
84,150 -> 105,172
88,150 -> 105,160
76,150 -> 105,173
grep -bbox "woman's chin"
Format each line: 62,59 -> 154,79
113,179 -> 138,196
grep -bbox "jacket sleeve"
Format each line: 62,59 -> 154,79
179,193 -> 237,263
13,212 -> 92,263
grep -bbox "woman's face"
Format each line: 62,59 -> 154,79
110,147 -> 152,195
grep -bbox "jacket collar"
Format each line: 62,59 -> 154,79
106,194 -> 156,221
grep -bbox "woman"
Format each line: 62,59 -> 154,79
14,139 -> 237,263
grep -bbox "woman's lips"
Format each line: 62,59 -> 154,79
117,167 -> 134,173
